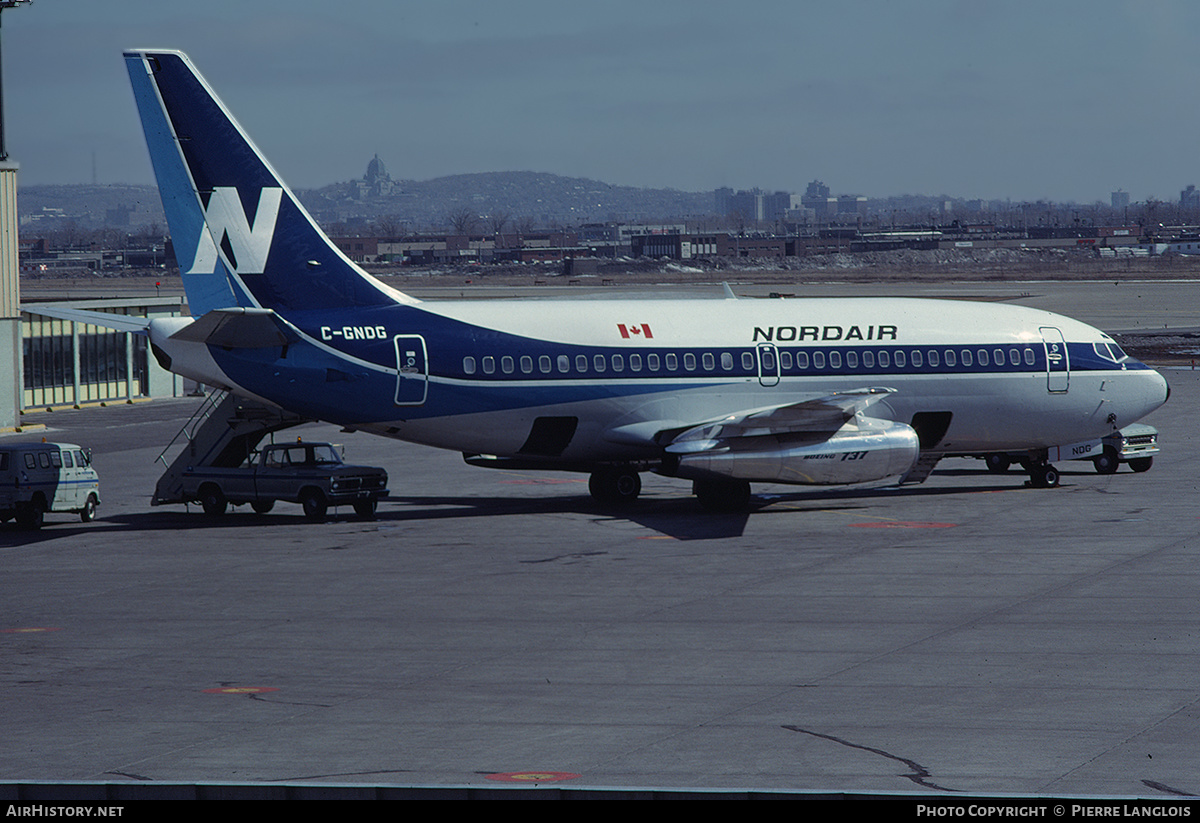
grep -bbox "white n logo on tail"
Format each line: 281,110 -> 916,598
185,187 -> 283,275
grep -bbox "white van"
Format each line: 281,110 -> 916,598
0,441 -> 101,529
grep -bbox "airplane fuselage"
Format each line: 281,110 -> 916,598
151,295 -> 1169,469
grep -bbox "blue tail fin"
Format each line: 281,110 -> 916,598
124,50 -> 410,316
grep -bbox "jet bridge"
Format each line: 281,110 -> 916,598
152,391 -> 310,506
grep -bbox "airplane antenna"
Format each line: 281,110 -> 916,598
722,282 -> 738,300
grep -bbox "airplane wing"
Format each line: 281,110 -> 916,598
665,387 -> 899,454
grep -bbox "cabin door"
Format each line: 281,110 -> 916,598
394,334 -> 428,406
1040,327 -> 1069,393
757,343 -> 780,387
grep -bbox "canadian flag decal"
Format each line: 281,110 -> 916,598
618,323 -> 653,339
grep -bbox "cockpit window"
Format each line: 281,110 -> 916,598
1094,342 -> 1128,362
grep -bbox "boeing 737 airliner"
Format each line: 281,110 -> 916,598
49,50 -> 1173,511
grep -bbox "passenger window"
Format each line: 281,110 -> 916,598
522,356 -> 534,373
611,354 -> 624,372
994,348 -> 1005,365
796,351 -> 809,369
629,354 -> 642,371
539,355 -> 551,373
944,350 -> 955,367
665,353 -> 678,370
846,351 -> 858,368
895,350 -> 906,368
1024,348 -> 1036,366
501,356 -> 514,374
482,356 -> 495,374
812,351 -> 826,369
960,349 -> 971,367
828,351 -> 842,369
911,350 -> 923,368
927,350 -> 939,367
721,352 -> 733,370
862,350 -> 875,368
977,349 -> 989,366
741,352 -> 754,370
779,351 -> 792,370
557,355 -> 569,373
647,354 -> 660,371
1009,348 -> 1020,366
683,353 -> 696,371
702,353 -> 715,371
576,354 -> 588,372
463,356 -> 476,374
593,354 -> 606,372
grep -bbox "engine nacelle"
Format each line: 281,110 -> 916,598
665,419 -> 920,486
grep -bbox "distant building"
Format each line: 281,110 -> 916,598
1181,185 -> 1200,212
1112,190 -> 1131,211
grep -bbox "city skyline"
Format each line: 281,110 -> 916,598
4,0 -> 1199,204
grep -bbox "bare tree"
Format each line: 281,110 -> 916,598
448,208 -> 478,235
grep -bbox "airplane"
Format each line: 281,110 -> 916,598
38,49 -> 1172,511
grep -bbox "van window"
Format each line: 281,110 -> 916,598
39,453 -> 50,469
24,453 -> 35,469
63,451 -> 74,468
75,450 -> 88,467
0,453 -> 7,471
50,451 -> 62,469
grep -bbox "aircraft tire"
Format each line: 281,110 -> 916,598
300,489 -> 328,522
1093,448 -> 1120,474
693,478 -> 752,512
1129,457 -> 1153,473
588,469 -> 641,505
984,453 -> 1011,473
199,485 -> 227,516
80,494 -> 98,522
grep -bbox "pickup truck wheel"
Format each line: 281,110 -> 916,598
1129,457 -> 1153,473
199,485 -> 227,516
353,499 -> 377,520
1093,447 -> 1119,474
80,494 -> 98,522
251,500 -> 275,515
300,489 -> 327,522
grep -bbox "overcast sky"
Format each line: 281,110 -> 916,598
5,0 -> 1198,203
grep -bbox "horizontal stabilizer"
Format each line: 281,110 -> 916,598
21,304 -> 152,334
168,307 -> 295,348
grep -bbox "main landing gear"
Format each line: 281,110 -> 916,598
588,467 -> 642,505
983,452 -> 1061,488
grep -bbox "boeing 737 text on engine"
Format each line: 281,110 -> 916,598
39,50 -> 1170,511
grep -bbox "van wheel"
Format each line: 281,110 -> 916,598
1129,457 -> 1153,473
300,489 -> 327,522
17,498 -> 45,530
199,485 -> 227,516
80,495 -> 98,522
251,500 -> 275,514
353,499 -> 377,520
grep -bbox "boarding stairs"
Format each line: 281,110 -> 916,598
152,391 -> 311,505
900,452 -> 943,485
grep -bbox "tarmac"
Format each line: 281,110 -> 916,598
1,281 -> 1198,800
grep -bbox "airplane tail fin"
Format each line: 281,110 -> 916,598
124,49 -> 415,317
